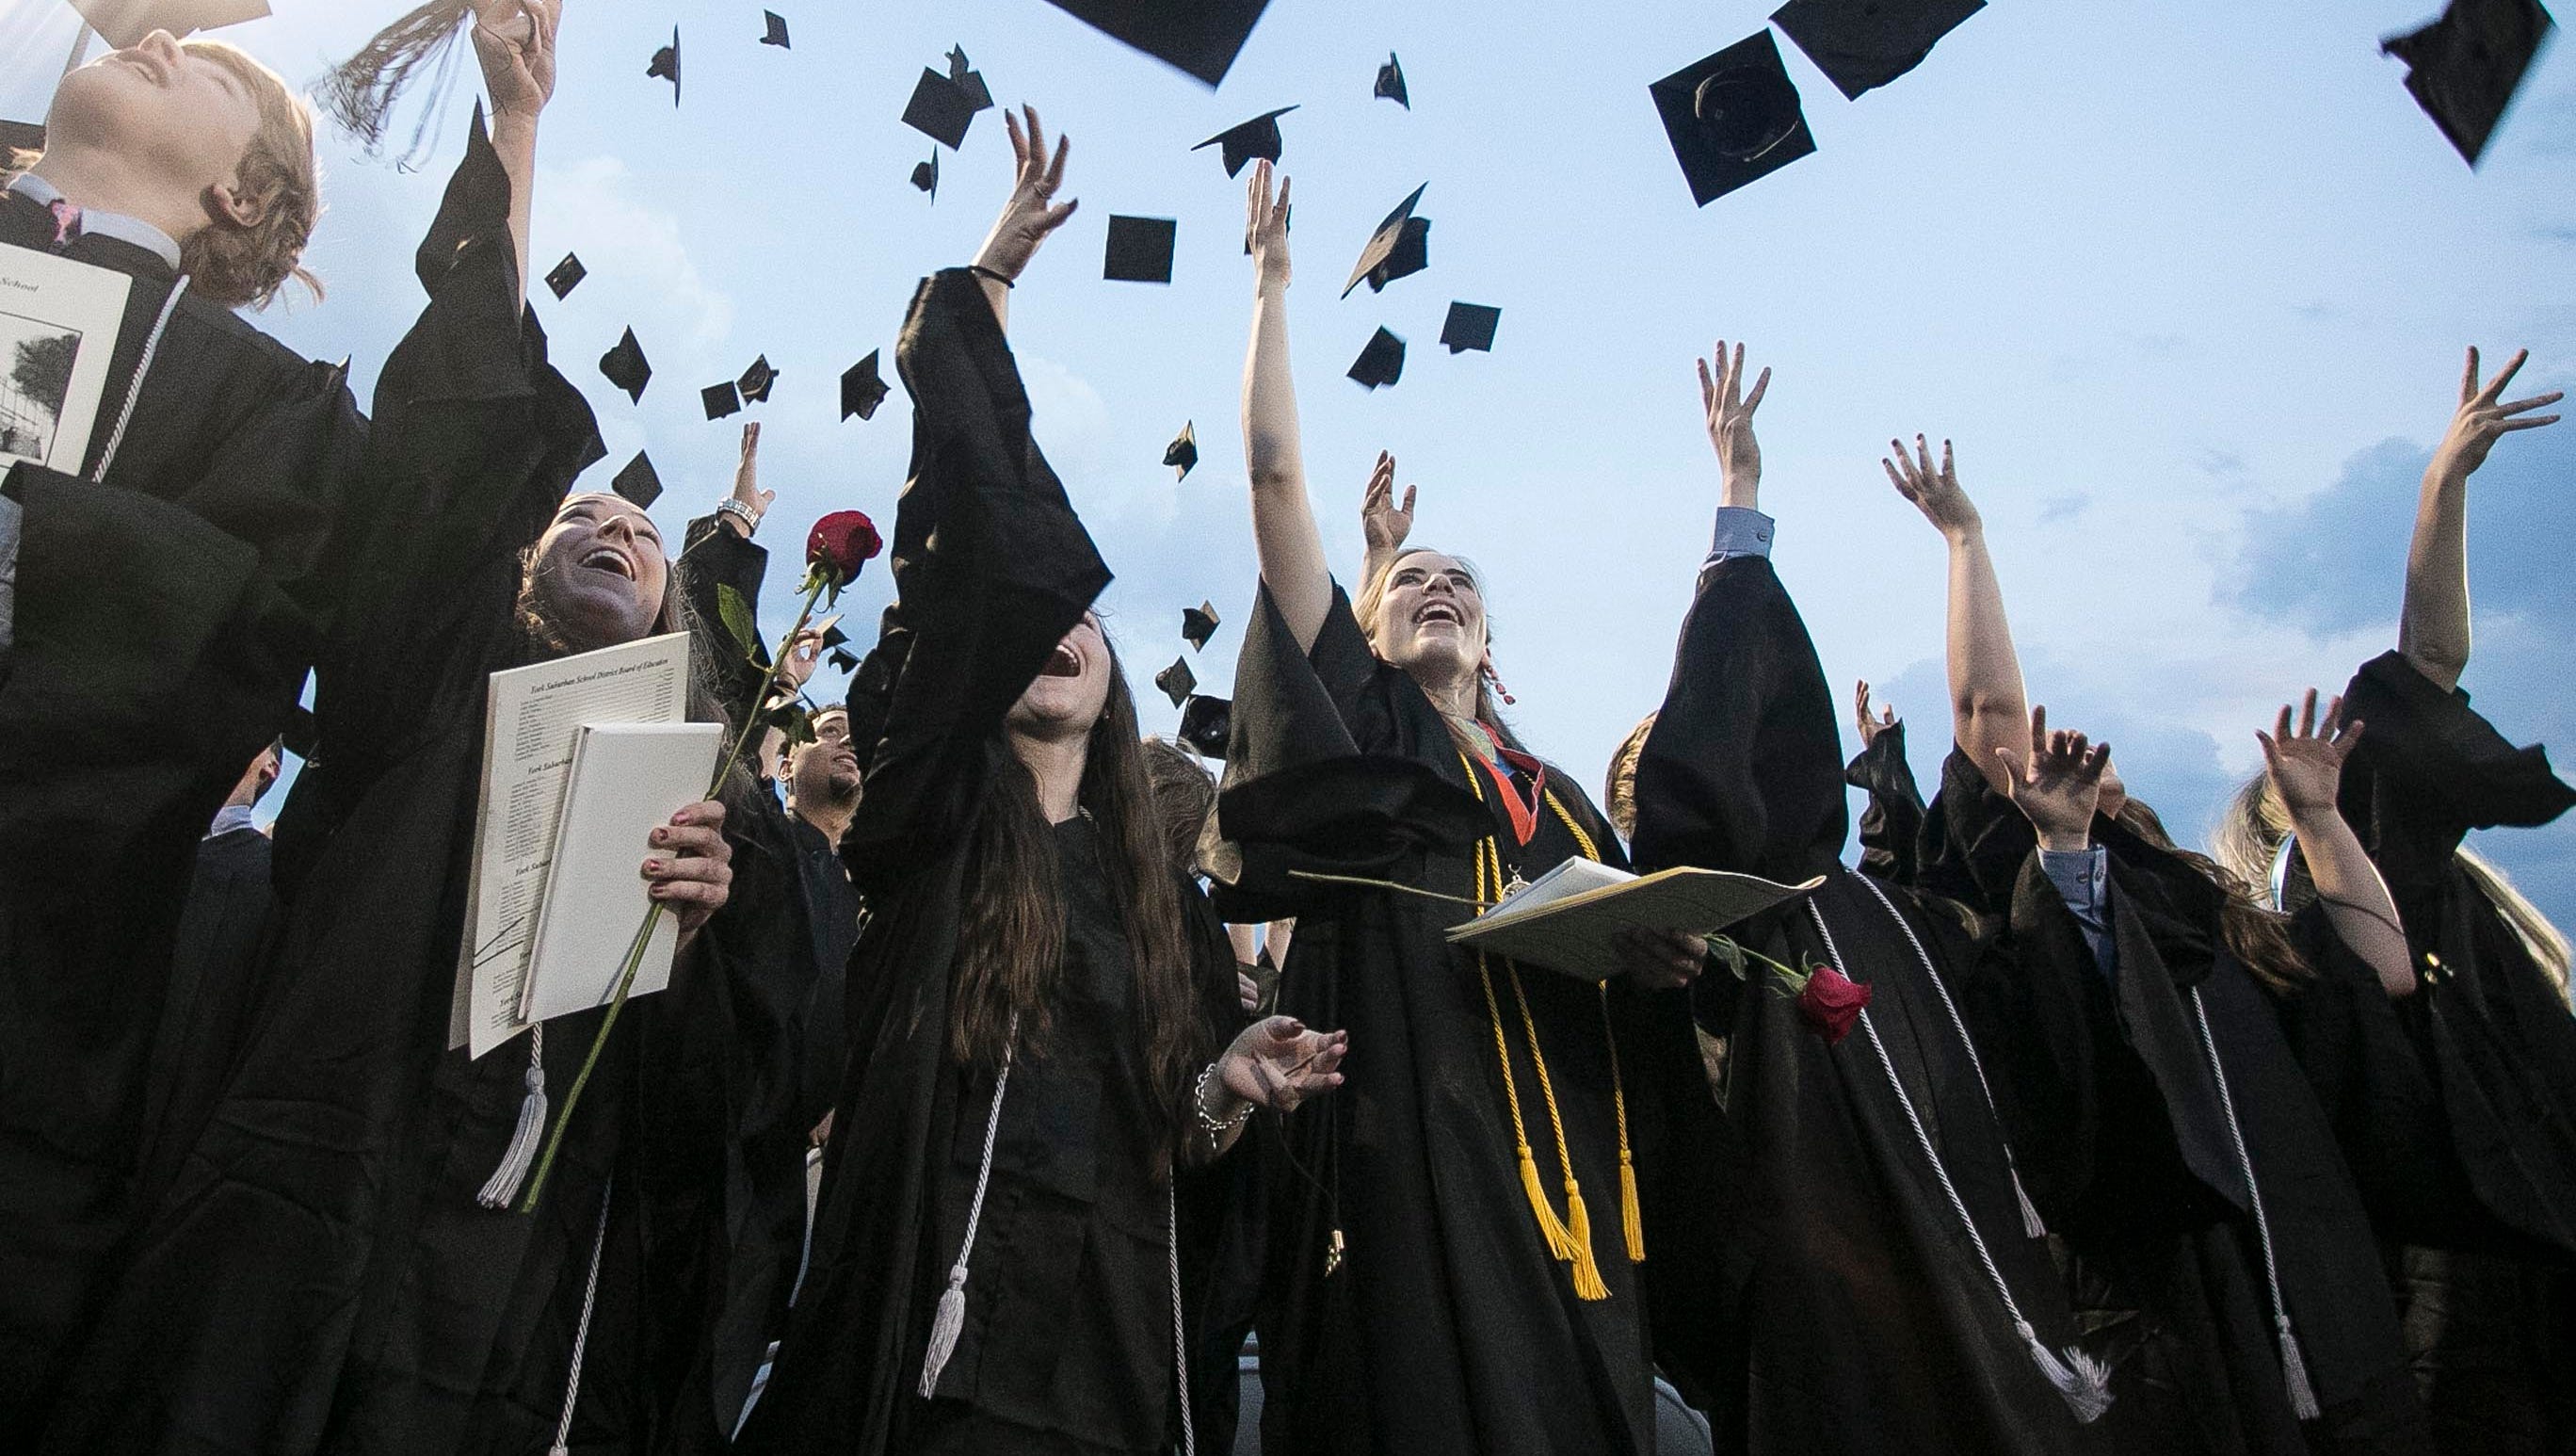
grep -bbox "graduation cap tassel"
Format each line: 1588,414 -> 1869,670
922,1022 -> 1017,1398
314,0 -> 476,161
2278,1318 -> 2322,1421
1618,1152 -> 1647,1264
475,1025 -> 546,1209
1563,1182 -> 1611,1301
2015,1318 -> 2116,1424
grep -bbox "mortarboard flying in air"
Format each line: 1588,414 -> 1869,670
1769,0 -> 1985,102
1182,600 -> 1222,651
1105,216 -> 1179,283
1165,421 -> 1199,479
1038,0 -> 1273,87
1343,184 -> 1431,298
738,356 -> 780,405
1348,328 -> 1406,389
1154,655 -> 1199,709
1194,106 -> 1299,178
648,27 -> 681,105
701,381 -> 742,421
1441,302 -> 1501,354
1177,694 -> 1232,758
600,328 -> 652,403
1376,52 -> 1410,107
1651,31 -> 1815,206
841,350 -> 891,421
760,10 -> 790,49
544,253 -> 586,300
611,450 -> 664,509
911,149 -> 940,200
2383,0 -> 2556,165
948,46 -> 995,112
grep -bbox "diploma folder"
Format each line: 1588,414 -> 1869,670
1446,860 -> 1824,981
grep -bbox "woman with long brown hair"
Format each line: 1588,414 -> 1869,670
736,112 -> 1341,1456
1882,437 -> 2430,1453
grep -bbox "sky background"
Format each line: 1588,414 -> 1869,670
5,0 -> 2571,922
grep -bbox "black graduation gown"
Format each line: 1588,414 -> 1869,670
1848,721 -> 1927,888
133,821 -> 279,1201
1211,577 -> 1728,1456
1917,747 -> 2431,1456
1633,553 -> 2109,1456
734,267 -> 1236,1456
0,169 -> 368,1419
32,121 -> 749,1456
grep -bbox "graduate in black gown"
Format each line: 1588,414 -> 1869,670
736,110 -> 1340,1456
1632,344 -> 2125,1455
0,27 -> 371,1416
2210,348 -> 2576,1455
1879,435 -> 2431,1454
1212,160 -> 1725,1456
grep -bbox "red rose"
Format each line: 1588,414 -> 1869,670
1795,964 -> 1873,1046
805,510 -> 883,588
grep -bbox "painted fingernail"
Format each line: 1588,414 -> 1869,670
651,829 -> 669,845
643,859 -> 664,873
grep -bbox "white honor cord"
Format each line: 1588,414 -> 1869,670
919,1013 -> 1018,1399
89,273 -> 188,483
1167,1174 -> 1197,1456
1849,872 -> 2050,1238
549,1176 -> 615,1456
1808,899 -> 2113,1423
2187,986 -> 2323,1419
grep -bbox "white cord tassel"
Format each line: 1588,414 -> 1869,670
549,1176 -> 614,1456
477,1024 -> 546,1210
2278,1316 -> 2322,1420
2189,989 -> 2323,1421
920,1022 -> 1016,1398
2012,1168 -> 2048,1239
1811,899 -> 2111,1424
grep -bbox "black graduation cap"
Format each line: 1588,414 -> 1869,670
841,350 -> 891,421
1194,106 -> 1299,178
701,381 -> 742,421
1651,31 -> 1817,206
600,328 -> 651,403
947,46 -> 995,112
820,620 -> 852,650
544,253 -> 586,300
611,450 -> 664,509
1770,0 -> 1985,102
760,10 -> 790,48
1182,600 -> 1222,651
279,703 -> 320,761
1376,52 -> 1409,108
828,647 -> 860,674
1348,328 -> 1406,389
2383,0 -> 2557,166
1342,184 -> 1431,298
903,68 -> 979,150
1177,693 -> 1232,758
647,27 -> 681,106
1441,302 -> 1501,353
70,0 -> 267,48
738,356 -> 780,405
1038,0 -> 1272,87
1105,216 -> 1179,283
911,151 -> 940,200
1163,421 -> 1198,478
1154,655 -> 1199,708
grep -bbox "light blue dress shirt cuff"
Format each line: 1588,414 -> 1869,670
1706,506 -> 1776,564
2038,845 -> 2116,979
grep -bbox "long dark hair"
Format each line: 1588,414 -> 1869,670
950,642 -> 1200,1114
2117,798 -> 2310,994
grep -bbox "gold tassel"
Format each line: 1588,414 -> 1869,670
1520,1144 -> 1576,1261
1618,1149 -> 1646,1263
1564,1181 -> 1610,1300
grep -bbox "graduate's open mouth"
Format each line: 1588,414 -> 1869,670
579,545 -> 637,581
1040,642 -> 1084,678
1413,601 -> 1462,629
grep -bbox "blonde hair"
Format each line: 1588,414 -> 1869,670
2213,771 -> 2572,1006
1354,547 -> 1522,760
184,40 -> 322,309
1605,713 -> 1657,842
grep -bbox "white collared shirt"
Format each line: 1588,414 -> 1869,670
7,172 -> 183,270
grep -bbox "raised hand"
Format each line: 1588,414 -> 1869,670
1218,1015 -> 1347,1113
1360,450 -> 1415,558
2431,347 -> 2562,483
1994,705 -> 2111,852
1697,340 -> 1770,505
1247,157 -> 1293,292
775,615 -> 831,692
1855,680 -> 1898,749
470,0 -> 557,122
971,105 -> 1076,284
720,422 -> 772,535
1883,434 -> 1980,542
2256,688 -> 2363,825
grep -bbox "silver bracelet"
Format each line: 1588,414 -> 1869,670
1194,1062 -> 1252,1136
716,498 -> 760,534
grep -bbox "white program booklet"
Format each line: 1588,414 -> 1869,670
1447,860 -> 1825,981
0,243 -> 134,475
450,632 -> 692,1057
518,720 -> 721,1027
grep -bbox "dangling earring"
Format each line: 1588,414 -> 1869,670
1483,661 -> 1517,706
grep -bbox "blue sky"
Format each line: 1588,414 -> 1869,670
6,0 -> 2571,921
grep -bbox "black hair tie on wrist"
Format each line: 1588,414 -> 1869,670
968,264 -> 1015,288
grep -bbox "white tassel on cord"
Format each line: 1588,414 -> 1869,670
1812,898 -> 2112,1424
920,1023 -> 1016,1398
2189,988 -> 2322,1420
547,1178 -> 614,1456
477,1025 -> 546,1210
1852,875 -> 2050,1241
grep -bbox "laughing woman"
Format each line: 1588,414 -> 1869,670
1213,159 -> 1723,1455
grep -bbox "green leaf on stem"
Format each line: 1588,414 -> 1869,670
716,584 -> 759,658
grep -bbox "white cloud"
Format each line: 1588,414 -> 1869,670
534,155 -> 733,348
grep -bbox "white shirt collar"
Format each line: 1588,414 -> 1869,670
206,803 -> 259,839
7,173 -> 183,271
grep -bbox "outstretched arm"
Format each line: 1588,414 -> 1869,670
1358,451 -> 1415,591
1887,437 -> 2027,797
968,106 -> 1075,332
2401,348 -> 2563,693
1241,160 -> 1332,653
469,0 -> 557,312
2262,690 -> 2414,998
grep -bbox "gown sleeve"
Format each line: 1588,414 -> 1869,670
1847,720 -> 1925,886
835,268 -> 1111,895
678,514 -> 774,731
1631,555 -> 1848,883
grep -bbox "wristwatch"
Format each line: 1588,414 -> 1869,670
716,498 -> 761,535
